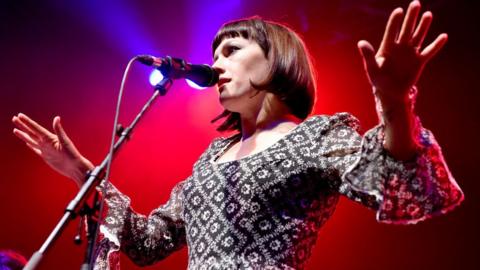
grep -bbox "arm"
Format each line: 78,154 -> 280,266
12,113 -> 185,269
94,180 -> 187,268
318,113 -> 463,224
357,1 -> 448,160
12,113 -> 187,267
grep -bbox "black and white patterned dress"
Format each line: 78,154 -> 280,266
93,113 -> 463,270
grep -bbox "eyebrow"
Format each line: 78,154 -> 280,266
213,40 -> 234,61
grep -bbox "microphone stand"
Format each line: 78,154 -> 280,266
23,77 -> 173,270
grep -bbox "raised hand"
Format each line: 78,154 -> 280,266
12,113 -> 94,187
357,0 -> 447,106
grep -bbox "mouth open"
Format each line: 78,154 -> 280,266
217,78 -> 230,93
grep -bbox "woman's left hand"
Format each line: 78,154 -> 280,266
357,0 -> 447,106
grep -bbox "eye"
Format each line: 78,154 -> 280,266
226,45 -> 240,56
213,43 -> 241,62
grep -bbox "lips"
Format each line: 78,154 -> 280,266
217,78 -> 231,91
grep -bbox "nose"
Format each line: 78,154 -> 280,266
212,58 -> 225,75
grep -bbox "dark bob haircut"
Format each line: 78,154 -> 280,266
211,17 -> 317,132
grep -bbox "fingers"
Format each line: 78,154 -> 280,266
398,1 -> 422,44
379,7 -> 404,53
12,115 -> 41,142
13,128 -> 39,147
357,40 -> 379,78
13,113 -> 53,140
421,33 -> 448,61
53,116 -> 73,146
411,11 -> 433,48
53,116 -> 81,154
12,128 -> 43,155
26,142 -> 42,156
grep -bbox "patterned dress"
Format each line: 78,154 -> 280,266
93,113 -> 464,270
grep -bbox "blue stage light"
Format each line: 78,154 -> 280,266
150,70 -> 208,90
186,79 -> 207,90
149,69 -> 164,86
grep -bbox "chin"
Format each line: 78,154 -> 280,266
219,99 -> 236,112
218,96 -> 243,114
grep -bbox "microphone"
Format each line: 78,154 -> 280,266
137,55 -> 219,87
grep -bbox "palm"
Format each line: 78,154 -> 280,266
39,135 -> 75,175
12,114 -> 93,185
374,43 -> 422,92
358,1 -> 448,104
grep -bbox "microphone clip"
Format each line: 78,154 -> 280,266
137,55 -> 191,79
137,54 -> 219,87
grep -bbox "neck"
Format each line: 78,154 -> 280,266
239,94 -> 301,141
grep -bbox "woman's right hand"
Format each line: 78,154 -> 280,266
12,113 -> 94,187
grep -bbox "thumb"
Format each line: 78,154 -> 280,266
357,40 -> 379,79
53,116 -> 74,146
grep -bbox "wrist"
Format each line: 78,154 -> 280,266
374,86 -> 417,123
72,157 -> 94,187
373,86 -> 415,106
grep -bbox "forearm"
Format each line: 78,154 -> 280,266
97,180 -> 187,266
375,87 -> 418,161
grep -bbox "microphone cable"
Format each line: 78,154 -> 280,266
89,55 -> 141,267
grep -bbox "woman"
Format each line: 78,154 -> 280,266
12,1 -> 463,269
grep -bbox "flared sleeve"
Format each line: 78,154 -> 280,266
93,179 -> 188,270
318,113 -> 464,225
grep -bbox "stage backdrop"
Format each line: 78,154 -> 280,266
0,0 -> 478,269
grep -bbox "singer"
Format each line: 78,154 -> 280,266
12,1 -> 463,269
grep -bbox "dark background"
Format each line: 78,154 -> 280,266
1,0 -> 478,269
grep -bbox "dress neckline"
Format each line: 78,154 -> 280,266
210,118 -> 310,165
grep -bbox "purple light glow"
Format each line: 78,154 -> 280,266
186,0 -> 244,65
49,1 -> 159,56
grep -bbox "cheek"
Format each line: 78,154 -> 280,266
227,78 -> 251,97
244,57 -> 270,84
229,66 -> 253,90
